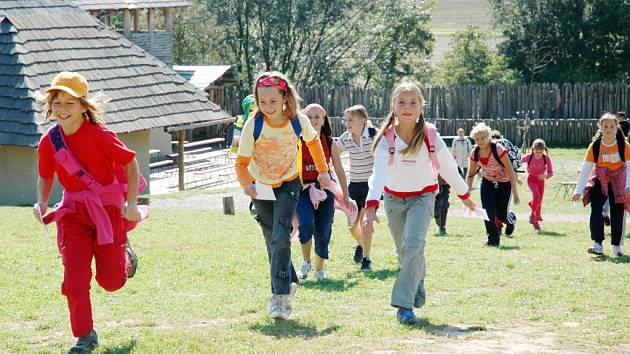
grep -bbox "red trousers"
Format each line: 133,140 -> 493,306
527,177 -> 546,220
58,202 -> 130,337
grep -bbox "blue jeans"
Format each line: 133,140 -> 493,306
251,178 -> 301,295
296,187 -> 334,259
384,192 -> 434,309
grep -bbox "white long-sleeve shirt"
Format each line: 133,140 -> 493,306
366,130 -> 470,208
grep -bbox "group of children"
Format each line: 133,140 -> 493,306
31,70 -> 627,351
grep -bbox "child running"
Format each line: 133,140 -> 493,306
33,72 -> 145,352
235,72 -> 331,320
336,105 -> 377,271
297,104 -> 357,281
573,113 -> 629,257
451,127 -> 473,178
521,139 -> 553,231
363,81 -> 475,324
467,123 -> 520,247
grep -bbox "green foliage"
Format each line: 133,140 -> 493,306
488,0 -> 630,83
174,0 -> 434,88
436,27 -> 519,85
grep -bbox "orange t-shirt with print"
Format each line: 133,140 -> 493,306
585,140 -> 630,175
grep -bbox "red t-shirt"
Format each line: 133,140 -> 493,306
301,135 -> 332,183
38,120 -> 136,192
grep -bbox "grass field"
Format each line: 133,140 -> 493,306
2,148 -> 630,353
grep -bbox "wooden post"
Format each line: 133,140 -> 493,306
178,130 -> 185,191
122,9 -> 131,38
147,8 -> 154,52
133,9 -> 140,31
165,8 -> 173,33
223,196 -> 235,215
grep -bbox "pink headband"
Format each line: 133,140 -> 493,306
256,76 -> 288,92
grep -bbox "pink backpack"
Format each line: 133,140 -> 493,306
383,122 -> 440,176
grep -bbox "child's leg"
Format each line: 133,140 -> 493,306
312,190 -> 335,270
94,205 -> 130,293
296,189 -> 315,262
527,178 -> 538,216
480,179 -> 500,245
348,182 -> 370,256
607,185 -> 624,246
387,193 -> 433,309
252,198 -> 298,291
437,185 -> 450,229
270,179 -> 302,295
58,204 -> 97,338
588,180 -> 606,245
495,182 -> 512,226
536,179 -> 545,220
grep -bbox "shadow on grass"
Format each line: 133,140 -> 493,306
593,254 -> 630,264
537,230 -> 566,237
250,320 -> 340,339
408,318 -> 486,338
499,245 -> 520,251
102,339 -> 137,354
363,268 -> 399,280
299,277 -> 357,292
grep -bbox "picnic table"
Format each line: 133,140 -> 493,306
183,138 -> 224,149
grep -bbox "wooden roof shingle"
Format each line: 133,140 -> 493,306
72,0 -> 192,11
0,0 -> 229,147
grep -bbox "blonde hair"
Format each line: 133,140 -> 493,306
36,90 -> 106,125
251,71 -> 301,121
344,104 -> 374,128
592,113 -> 620,142
372,81 -> 425,155
470,122 -> 492,139
531,138 -> 547,151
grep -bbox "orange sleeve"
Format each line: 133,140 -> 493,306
624,143 -> 630,161
585,144 -> 595,163
235,155 -> 254,187
306,137 -> 329,173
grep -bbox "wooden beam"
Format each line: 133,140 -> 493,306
147,8 -> 154,52
165,8 -> 173,33
178,130 -> 185,191
122,9 -> 131,38
133,9 -> 140,31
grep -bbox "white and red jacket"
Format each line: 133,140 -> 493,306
366,129 -> 470,209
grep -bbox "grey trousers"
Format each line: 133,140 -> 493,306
384,192 -> 435,309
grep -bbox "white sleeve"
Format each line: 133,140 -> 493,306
575,162 -> 594,194
626,161 -> 630,189
436,137 -> 469,197
366,137 -> 389,203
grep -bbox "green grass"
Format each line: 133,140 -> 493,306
2,148 -> 629,353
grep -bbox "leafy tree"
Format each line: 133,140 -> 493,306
173,0 -> 434,88
436,27 -> 519,85
489,0 -> 630,83
173,4 -> 224,65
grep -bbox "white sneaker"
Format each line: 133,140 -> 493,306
314,269 -> 326,281
612,245 -> 625,257
298,260 -> 311,279
269,295 -> 285,320
285,282 -> 298,315
588,243 -> 604,255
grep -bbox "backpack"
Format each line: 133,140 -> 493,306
473,140 -> 522,172
383,123 -> 440,176
592,130 -> 626,163
253,114 -> 302,141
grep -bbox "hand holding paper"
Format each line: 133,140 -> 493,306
255,181 -> 276,201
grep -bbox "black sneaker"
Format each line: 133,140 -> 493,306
68,329 -> 98,353
505,212 -> 516,236
126,241 -> 138,279
438,227 -> 447,236
360,257 -> 372,272
353,244 -> 363,263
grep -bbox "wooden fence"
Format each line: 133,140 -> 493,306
210,82 -> 630,119
328,117 -> 598,147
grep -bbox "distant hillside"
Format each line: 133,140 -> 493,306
430,0 -> 500,64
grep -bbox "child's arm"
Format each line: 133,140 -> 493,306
545,155 -> 554,179
330,142 -> 353,207
573,145 -> 595,200
363,138 -> 389,237
435,138 -> 474,210
466,158 -> 478,190
521,153 -> 531,163
500,153 -> 520,205
234,117 -> 257,197
123,158 -> 139,221
33,177 -> 54,222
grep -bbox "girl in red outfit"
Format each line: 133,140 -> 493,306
521,139 -> 553,231
33,72 -> 142,353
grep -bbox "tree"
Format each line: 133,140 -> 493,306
436,27 -> 519,85
173,4 -> 225,65
488,0 -> 630,83
174,0 -> 434,88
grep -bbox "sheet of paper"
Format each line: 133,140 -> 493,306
34,203 -> 49,234
255,181 -> 276,201
474,207 -> 490,221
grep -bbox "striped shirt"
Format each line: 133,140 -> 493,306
336,127 -> 377,182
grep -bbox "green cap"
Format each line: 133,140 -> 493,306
242,94 -> 255,116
